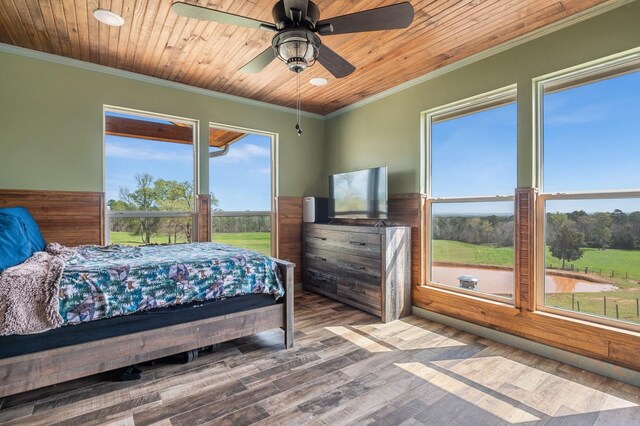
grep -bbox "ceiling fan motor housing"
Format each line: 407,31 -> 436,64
272,0 -> 320,29
272,29 -> 321,73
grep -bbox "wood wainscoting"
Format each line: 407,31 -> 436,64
274,197 -> 303,283
0,189 -> 105,246
409,188 -> 640,371
196,194 -> 212,242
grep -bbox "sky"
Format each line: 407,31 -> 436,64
432,69 -> 640,215
105,114 -> 271,212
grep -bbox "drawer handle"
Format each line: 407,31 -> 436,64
314,256 -> 327,262
349,241 -> 366,246
349,264 -> 366,270
349,285 -> 365,294
313,236 -> 327,241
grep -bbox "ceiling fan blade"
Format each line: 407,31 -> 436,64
240,47 -> 277,74
171,2 -> 277,31
283,0 -> 308,22
317,2 -> 414,35
317,45 -> 355,79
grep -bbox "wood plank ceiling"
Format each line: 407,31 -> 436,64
0,0 -> 614,115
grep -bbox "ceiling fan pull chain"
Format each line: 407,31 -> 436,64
296,71 -> 303,136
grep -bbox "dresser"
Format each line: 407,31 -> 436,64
303,223 -> 411,322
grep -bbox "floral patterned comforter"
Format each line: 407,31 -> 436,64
58,243 -> 284,325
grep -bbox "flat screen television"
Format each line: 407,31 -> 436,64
329,166 -> 388,219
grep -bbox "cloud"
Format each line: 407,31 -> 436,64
212,143 -> 270,164
106,142 -> 192,163
545,103 -> 613,126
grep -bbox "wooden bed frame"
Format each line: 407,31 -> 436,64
0,189 -> 295,398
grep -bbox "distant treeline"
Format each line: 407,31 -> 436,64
212,214 -> 271,233
553,209 -> 640,250
432,209 -> 640,251
433,215 -> 514,247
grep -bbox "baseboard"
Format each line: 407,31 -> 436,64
412,306 -> 640,387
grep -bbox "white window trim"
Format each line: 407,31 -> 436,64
534,51 -> 640,332
422,86 -> 518,303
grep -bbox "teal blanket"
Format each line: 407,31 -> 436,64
59,243 -> 284,325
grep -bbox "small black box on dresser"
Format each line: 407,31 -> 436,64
302,223 -> 411,322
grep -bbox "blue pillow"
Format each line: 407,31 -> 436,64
0,214 -> 32,272
0,207 -> 46,253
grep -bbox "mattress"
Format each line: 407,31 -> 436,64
59,242 -> 284,325
0,293 -> 277,359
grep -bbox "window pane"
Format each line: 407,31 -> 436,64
105,112 -> 195,213
543,199 -> 640,326
209,132 -> 271,212
543,70 -> 640,193
431,102 -> 517,197
431,202 -> 514,299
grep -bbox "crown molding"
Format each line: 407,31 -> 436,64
325,0 -> 633,120
0,43 -> 325,121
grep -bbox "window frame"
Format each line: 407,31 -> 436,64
534,49 -> 640,331
208,121 -> 278,257
103,105 -> 199,244
422,86 -> 518,304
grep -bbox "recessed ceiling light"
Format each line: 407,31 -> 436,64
93,9 -> 125,26
309,77 -> 328,86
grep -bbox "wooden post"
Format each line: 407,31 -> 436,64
577,301 -> 580,312
616,304 -> 619,319
636,298 -> 639,317
572,294 -> 575,311
604,296 -> 607,316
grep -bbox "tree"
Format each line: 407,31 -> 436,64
548,213 -> 584,269
120,173 -> 160,244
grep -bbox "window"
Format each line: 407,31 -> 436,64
104,108 -> 197,245
537,53 -> 640,328
209,124 -> 274,256
425,88 -> 517,301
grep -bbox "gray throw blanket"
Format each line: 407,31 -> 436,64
0,243 -> 75,336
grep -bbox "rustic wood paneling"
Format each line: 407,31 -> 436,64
413,285 -> 640,370
0,0 -> 612,114
0,189 -> 104,246
515,188 -> 536,310
196,193 -> 211,242
388,194 -> 426,288
275,196 -> 303,283
405,188 -> 640,371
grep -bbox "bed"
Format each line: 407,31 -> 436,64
0,189 -> 294,398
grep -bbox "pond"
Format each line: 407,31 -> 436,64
432,265 -> 618,296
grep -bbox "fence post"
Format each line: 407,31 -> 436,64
577,301 -> 580,312
585,267 -> 588,274
572,294 -> 575,311
604,296 -> 607,316
616,304 -> 619,319
637,298 -> 639,317
611,270 -> 614,278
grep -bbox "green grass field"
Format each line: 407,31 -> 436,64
433,239 -> 640,324
109,231 -> 271,256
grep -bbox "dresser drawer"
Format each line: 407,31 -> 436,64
305,248 -> 381,281
304,268 -> 338,295
337,277 -> 381,311
304,227 -> 380,258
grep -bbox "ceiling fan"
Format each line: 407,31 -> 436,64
171,0 -> 414,78
172,0 -> 414,135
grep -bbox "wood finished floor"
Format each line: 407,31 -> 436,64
1,292 -> 639,426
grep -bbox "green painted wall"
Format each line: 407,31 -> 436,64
0,52 -> 326,198
325,1 -> 640,195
